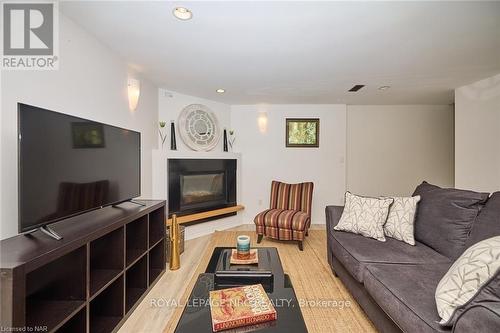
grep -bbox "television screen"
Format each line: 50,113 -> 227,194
18,103 -> 141,232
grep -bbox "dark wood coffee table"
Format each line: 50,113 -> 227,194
174,247 -> 308,332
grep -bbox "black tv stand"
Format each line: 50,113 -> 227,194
129,199 -> 146,206
23,225 -> 63,240
113,199 -> 146,208
40,225 -> 63,240
1,200 -> 166,332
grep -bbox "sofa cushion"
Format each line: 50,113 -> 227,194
435,236 -> 500,326
330,229 -> 450,283
413,181 -> 489,259
364,263 -> 452,333
254,209 -> 310,231
452,273 -> 500,332
466,192 -> 500,247
453,303 -> 500,333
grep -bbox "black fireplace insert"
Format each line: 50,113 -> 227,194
168,159 -> 237,218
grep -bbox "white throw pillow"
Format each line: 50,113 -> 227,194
334,192 -> 393,242
383,196 -> 421,245
435,236 -> 500,326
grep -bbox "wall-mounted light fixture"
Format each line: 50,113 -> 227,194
128,78 -> 140,111
257,110 -> 268,133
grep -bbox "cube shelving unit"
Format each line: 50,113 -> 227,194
0,200 -> 166,333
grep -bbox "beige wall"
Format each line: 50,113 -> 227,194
231,104 -> 347,224
346,105 -> 455,197
455,74 -> 500,193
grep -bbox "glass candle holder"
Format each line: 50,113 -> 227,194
236,235 -> 251,259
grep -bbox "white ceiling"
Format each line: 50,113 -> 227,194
60,1 -> 500,105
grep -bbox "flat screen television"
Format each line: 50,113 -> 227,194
18,103 -> 141,234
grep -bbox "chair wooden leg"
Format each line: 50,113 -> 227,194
305,230 -> 309,237
298,241 -> 303,251
257,234 -> 263,244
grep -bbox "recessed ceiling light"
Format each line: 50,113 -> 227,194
378,86 -> 391,91
216,88 -> 225,93
173,7 -> 192,20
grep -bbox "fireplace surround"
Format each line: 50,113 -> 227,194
168,159 -> 237,218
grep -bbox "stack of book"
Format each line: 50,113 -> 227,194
209,284 -> 277,332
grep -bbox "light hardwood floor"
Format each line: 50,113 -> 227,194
119,225 -> 376,333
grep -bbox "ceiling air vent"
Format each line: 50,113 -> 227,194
348,85 -> 365,92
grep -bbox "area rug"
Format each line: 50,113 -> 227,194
163,230 -> 376,333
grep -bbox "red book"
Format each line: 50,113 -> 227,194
209,284 -> 277,332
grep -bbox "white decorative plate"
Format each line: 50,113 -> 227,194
178,104 -> 220,151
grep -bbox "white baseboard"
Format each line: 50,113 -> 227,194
185,218 -> 325,241
184,215 -> 243,240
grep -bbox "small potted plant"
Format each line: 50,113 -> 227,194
228,129 -> 236,151
159,121 -> 167,149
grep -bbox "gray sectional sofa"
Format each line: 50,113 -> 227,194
326,182 -> 500,333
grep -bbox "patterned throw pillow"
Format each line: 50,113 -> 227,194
383,196 -> 421,245
334,192 -> 393,241
435,236 -> 500,326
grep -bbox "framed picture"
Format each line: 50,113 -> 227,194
72,122 -> 105,148
286,118 -> 319,148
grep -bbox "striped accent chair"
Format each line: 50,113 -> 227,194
254,181 -> 314,251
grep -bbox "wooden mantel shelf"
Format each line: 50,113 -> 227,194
166,205 -> 245,225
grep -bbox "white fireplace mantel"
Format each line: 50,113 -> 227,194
161,150 -> 241,160
152,149 -> 242,200
151,149 -> 243,239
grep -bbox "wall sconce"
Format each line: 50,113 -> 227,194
127,78 -> 140,111
257,111 -> 268,133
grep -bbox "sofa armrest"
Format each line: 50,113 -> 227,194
453,302 -> 500,333
325,206 -> 344,233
